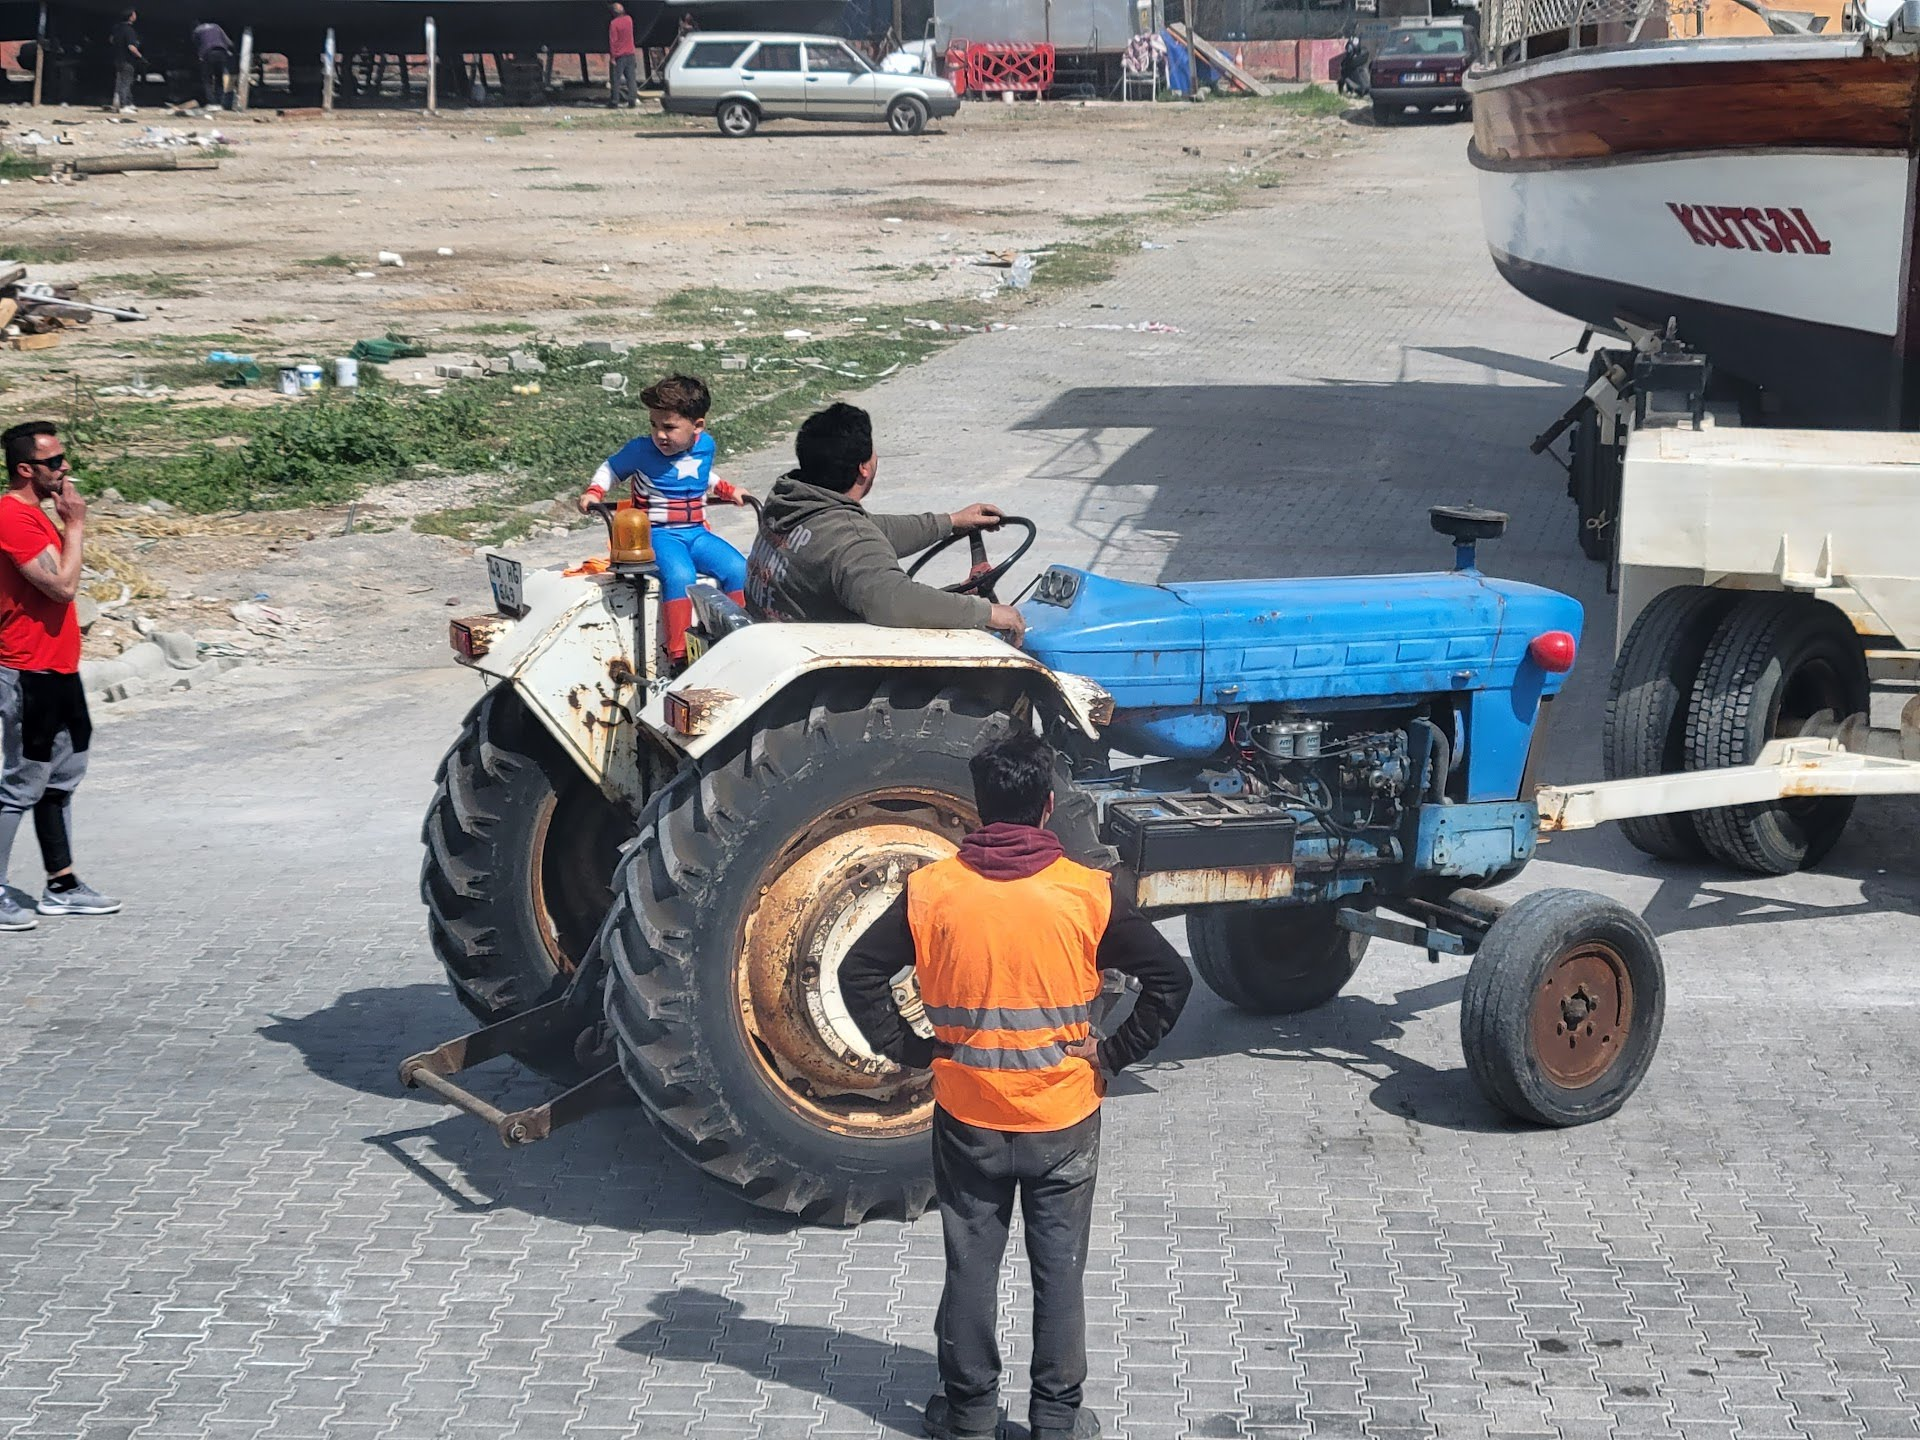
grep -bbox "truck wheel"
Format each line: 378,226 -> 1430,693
602,677 -> 1097,1224
887,95 -> 929,135
421,689 -> 630,1044
1185,904 -> 1368,1014
1461,888 -> 1662,1126
1685,595 -> 1869,874
1603,586 -> 1736,861
716,99 -> 759,137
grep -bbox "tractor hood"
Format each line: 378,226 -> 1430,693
1019,564 -> 1583,797
1021,566 -> 1583,708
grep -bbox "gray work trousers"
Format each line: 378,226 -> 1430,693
933,1105 -> 1101,1435
0,667 -> 88,883
610,53 -> 638,107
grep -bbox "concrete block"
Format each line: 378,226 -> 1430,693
508,352 -> 547,374
602,372 -> 629,393
115,641 -> 171,680
582,339 -> 631,357
154,630 -> 199,670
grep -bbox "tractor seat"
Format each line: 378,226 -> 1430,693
689,582 -> 757,640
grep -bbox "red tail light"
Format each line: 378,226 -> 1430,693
1528,631 -> 1577,673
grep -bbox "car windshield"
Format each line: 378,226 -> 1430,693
1381,28 -> 1467,55
806,43 -> 871,73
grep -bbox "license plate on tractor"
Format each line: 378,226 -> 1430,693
487,554 -> 527,617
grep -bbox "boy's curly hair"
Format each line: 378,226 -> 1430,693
640,374 -> 711,421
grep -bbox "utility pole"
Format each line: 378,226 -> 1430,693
425,16 -> 439,113
1182,0 -> 1197,97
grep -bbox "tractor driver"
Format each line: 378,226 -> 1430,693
744,403 -> 1028,646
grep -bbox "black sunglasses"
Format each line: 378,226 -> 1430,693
32,453 -> 68,470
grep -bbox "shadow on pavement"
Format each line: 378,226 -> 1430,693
618,1287 -> 938,1436
1142,975 -> 1519,1134
260,983 -> 778,1236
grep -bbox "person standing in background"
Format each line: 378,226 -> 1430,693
109,8 -> 142,112
191,19 -> 233,109
0,423 -> 121,930
608,2 -> 638,108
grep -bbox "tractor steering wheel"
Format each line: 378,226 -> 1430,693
905,516 -> 1037,603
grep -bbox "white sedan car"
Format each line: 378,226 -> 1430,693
662,32 -> 961,137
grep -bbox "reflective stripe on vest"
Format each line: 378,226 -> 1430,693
906,852 -> 1111,1133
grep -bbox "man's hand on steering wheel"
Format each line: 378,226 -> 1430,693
949,503 -> 1006,533
988,603 -> 1026,647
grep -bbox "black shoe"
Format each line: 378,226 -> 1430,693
924,1393 -> 999,1440
1032,1409 -> 1101,1440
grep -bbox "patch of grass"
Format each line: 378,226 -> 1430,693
492,123 -> 527,137
3,242 -> 75,264
454,321 -> 538,335
1261,85 -> 1351,117
413,502 -> 542,546
297,254 -> 357,270
87,272 -> 204,299
0,151 -> 50,180
531,181 -> 603,193
513,165 -> 559,172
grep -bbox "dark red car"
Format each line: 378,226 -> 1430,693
1368,22 -> 1471,123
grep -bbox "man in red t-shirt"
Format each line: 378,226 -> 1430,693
608,2 -> 638,108
0,422 -> 120,930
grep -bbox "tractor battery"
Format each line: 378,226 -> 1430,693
1103,794 -> 1297,874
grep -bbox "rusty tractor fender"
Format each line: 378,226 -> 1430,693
453,565 -> 655,810
636,623 -> 1115,761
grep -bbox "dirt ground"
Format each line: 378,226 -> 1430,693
0,94 -> 1367,674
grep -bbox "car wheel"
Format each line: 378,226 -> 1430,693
886,95 -> 929,136
1372,98 -> 1396,123
716,99 -> 759,137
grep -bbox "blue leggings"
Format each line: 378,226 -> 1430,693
653,525 -> 747,602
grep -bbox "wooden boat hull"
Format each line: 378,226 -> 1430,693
1466,38 -> 1920,428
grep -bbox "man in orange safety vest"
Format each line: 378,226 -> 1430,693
840,730 -> 1191,1440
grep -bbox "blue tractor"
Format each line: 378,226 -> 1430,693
412,504 -> 1665,1224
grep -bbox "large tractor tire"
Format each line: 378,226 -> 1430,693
1461,888 -> 1662,1126
421,689 -> 631,1053
1602,586 -> 1737,862
601,675 -> 1102,1225
1186,903 -> 1369,1015
1685,595 -> 1869,874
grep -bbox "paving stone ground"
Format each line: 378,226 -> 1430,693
5,116 -> 1920,1440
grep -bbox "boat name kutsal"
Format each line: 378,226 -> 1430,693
1666,203 -> 1833,256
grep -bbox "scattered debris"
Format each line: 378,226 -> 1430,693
377,250 -> 405,267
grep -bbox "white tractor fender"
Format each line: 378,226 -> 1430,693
638,623 -> 1114,760
453,565 -> 651,807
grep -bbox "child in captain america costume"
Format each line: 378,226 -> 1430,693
576,374 -> 748,663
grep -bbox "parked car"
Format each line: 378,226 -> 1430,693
661,32 -> 961,137
1367,20 -> 1471,123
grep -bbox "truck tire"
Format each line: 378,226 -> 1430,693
601,675 -> 1101,1225
1685,595 -> 1868,874
1460,887 -> 1662,1127
1602,586 -> 1736,861
421,689 -> 630,1044
1185,903 -> 1368,1014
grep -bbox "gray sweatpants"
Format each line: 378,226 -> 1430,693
0,666 -> 88,885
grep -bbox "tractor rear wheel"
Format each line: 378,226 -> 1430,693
1461,888 -> 1662,1126
601,675 -> 1102,1224
421,689 -> 630,1060
1186,903 -> 1369,1015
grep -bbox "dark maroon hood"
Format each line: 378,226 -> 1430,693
957,823 -> 1063,881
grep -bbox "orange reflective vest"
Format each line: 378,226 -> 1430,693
905,853 -> 1111,1133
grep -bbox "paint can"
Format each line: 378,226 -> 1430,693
277,367 -> 301,396
296,362 -> 324,393
334,356 -> 360,389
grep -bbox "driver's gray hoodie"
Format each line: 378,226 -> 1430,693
744,471 -> 994,629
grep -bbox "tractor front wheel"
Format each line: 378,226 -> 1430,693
1186,903 -> 1369,1015
602,676 -> 1101,1224
1460,888 -> 1662,1126
420,689 -> 630,1061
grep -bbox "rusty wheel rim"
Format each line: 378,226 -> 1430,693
735,790 -> 973,1137
527,792 -> 568,976
1529,940 -> 1633,1090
